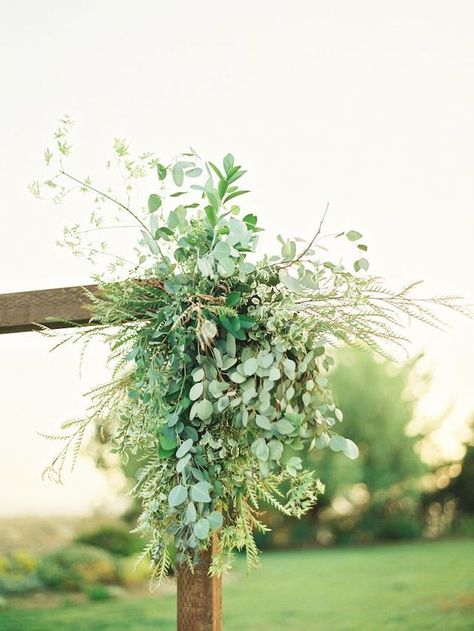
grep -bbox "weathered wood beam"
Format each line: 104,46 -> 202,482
0,285 -> 98,334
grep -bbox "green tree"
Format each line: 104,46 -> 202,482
307,349 -> 428,542
314,349 -> 427,496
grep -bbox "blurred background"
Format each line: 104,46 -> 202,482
0,1 -> 473,629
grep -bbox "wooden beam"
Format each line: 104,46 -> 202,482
0,285 -> 98,334
177,536 -> 222,631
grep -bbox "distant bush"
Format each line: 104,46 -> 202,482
37,544 -> 118,591
0,573 -> 42,595
375,513 -> 423,540
85,584 -> 111,601
75,526 -> 142,557
118,554 -> 152,587
0,551 -> 41,595
85,584 -> 126,601
454,515 -> 474,538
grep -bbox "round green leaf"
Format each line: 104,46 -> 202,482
172,164 -> 184,186
192,368 -> 205,382
230,371 -> 246,384
258,353 -> 274,369
213,241 -> 231,261
193,517 -> 210,540
148,194 -> 162,213
190,382 -> 204,401
168,484 -> 187,507
268,440 -> 283,461
190,481 -> 212,503
176,453 -> 192,473
208,511 -> 224,530
268,367 -> 281,381
283,358 -> 296,378
346,230 -> 362,241
216,395 -> 230,412
184,502 -> 197,524
159,430 -> 177,451
329,434 -> 346,452
276,419 -> 294,435
217,257 -> 236,278
253,438 -> 269,461
176,438 -> 193,458
255,414 -> 272,430
343,439 -> 359,460
243,358 -> 258,376
196,399 -> 213,421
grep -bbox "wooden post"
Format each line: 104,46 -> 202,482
177,537 -> 222,631
0,285 -> 223,631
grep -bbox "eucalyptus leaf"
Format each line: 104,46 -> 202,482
177,453 -> 192,473
243,358 -> 259,376
276,419 -> 294,435
343,439 -> 359,460
148,194 -> 162,213
208,511 -> 224,530
268,367 -> 281,381
168,484 -> 187,507
193,517 -> 210,540
176,438 -> 193,458
189,382 -> 204,401
196,399 -> 213,421
184,502 -> 197,524
346,230 -> 363,241
192,368 -> 205,382
255,439 -> 269,461
190,481 -> 212,503
172,164 -> 184,186
255,414 -> 272,430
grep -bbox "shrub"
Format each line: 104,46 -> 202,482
375,513 -> 423,540
75,526 -> 142,557
0,551 -> 41,595
454,515 -> 474,537
118,554 -> 152,587
37,544 -> 118,591
0,573 -> 42,595
84,584 -> 112,601
85,584 -> 126,601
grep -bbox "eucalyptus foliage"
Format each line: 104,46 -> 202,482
31,118 -> 472,582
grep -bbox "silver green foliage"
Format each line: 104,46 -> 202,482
33,118 -> 473,584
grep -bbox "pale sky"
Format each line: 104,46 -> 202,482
0,1 -> 473,515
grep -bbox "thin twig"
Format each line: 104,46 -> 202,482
59,170 -> 156,241
79,225 -> 140,234
279,202 -> 329,270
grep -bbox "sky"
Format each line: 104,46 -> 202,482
0,0 -> 473,516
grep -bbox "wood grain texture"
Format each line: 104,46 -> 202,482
0,285 -> 98,334
177,536 -> 222,631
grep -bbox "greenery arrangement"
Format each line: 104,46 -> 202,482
31,117 -> 471,583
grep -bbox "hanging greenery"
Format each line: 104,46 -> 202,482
31,117 -> 472,583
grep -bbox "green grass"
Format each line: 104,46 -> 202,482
1,539 -> 473,630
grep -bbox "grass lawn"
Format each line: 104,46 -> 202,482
1,539 -> 473,630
